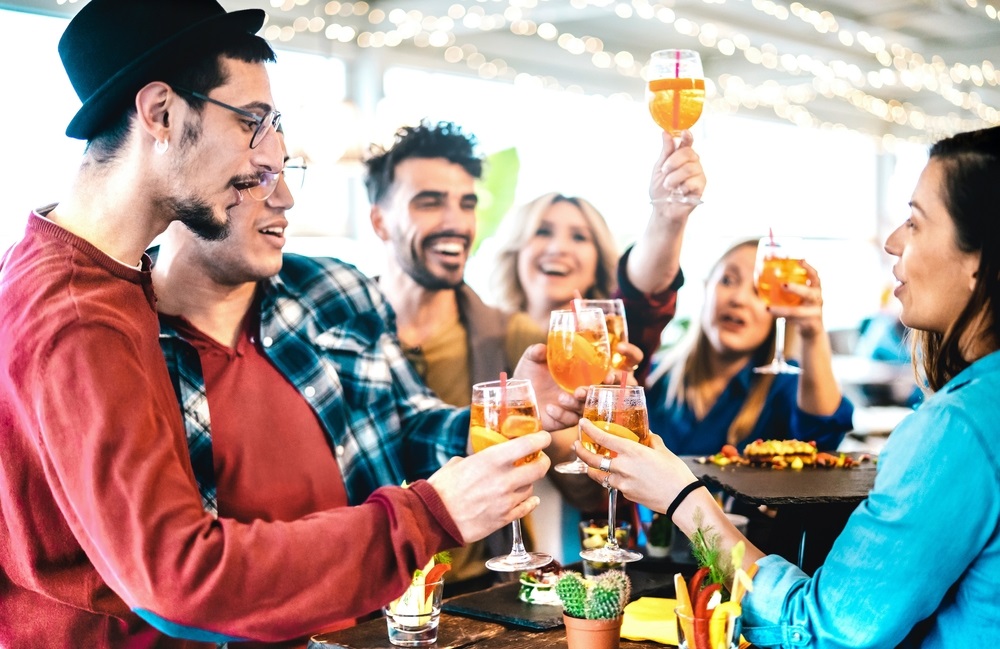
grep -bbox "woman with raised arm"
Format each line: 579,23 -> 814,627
578,126 -> 1000,647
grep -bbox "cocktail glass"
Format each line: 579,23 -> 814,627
753,236 -> 808,375
554,300 -> 626,475
646,48 -> 705,205
579,385 -> 646,564
470,378 -> 553,572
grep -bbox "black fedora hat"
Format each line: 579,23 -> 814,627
59,0 -> 265,140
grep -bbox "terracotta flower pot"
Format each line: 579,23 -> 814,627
562,613 -> 623,649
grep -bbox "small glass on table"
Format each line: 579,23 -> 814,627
383,578 -> 445,647
470,377 -> 552,572
579,518 -> 632,578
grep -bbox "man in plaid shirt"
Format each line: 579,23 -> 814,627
149,131 -> 576,642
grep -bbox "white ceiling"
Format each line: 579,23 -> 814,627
5,0 -> 1000,141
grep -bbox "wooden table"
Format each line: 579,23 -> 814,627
683,455 -> 878,573
308,565 -> 686,648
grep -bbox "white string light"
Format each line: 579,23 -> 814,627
258,0 -> 1000,143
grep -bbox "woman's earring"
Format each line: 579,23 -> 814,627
154,139 -> 169,155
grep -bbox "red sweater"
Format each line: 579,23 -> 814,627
0,213 -> 463,647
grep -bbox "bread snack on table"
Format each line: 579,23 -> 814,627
744,439 -> 817,467
699,441 -> 870,470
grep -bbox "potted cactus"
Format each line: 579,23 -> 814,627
556,569 -> 631,649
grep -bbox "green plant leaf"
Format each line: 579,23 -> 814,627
473,147 -> 519,255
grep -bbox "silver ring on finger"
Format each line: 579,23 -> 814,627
601,474 -> 611,489
599,456 -> 612,473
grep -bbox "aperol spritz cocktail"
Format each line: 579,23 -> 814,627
647,49 -> 705,136
546,307 -> 611,393
754,237 -> 808,375
646,48 -> 705,205
756,256 -> 809,308
574,298 -> 629,371
580,385 -> 647,564
470,378 -> 552,572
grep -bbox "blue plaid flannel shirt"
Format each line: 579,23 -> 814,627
158,253 -> 470,516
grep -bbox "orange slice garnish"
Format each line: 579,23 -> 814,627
501,415 -> 540,438
470,425 -> 508,453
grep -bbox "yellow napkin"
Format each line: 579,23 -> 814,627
621,597 -> 678,646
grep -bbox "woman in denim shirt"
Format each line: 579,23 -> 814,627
576,125 -> 1000,648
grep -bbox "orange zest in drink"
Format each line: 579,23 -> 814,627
756,257 -> 808,307
470,402 -> 541,465
546,330 -> 611,393
647,78 -> 705,135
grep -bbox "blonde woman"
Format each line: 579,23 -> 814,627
486,133 -> 707,558
490,132 -> 706,380
490,193 -> 620,331
645,239 -> 852,455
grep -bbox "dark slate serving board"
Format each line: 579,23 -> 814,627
684,454 -> 878,506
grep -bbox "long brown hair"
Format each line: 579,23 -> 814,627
647,239 -> 780,446
912,127 -> 1000,391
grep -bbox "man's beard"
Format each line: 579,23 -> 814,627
166,119 -> 230,241
173,197 -> 230,241
396,236 -> 464,291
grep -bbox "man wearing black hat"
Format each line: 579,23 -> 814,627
0,1 -> 553,646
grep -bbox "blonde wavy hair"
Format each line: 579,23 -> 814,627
489,192 -> 620,314
646,239 -> 781,447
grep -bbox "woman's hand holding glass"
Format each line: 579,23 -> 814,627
577,385 -> 649,564
649,130 -> 706,210
766,260 -> 826,340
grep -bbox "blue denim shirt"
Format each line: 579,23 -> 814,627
743,350 -> 1000,648
647,360 -> 853,455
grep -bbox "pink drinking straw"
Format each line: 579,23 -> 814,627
769,226 -> 775,246
672,49 -> 682,132
570,293 -> 581,332
499,371 -> 508,424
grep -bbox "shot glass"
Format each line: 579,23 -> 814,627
675,605 -> 743,649
383,579 -> 445,647
579,519 -> 631,578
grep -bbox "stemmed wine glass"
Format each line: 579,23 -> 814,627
579,385 -> 646,564
548,307 -> 612,475
470,377 -> 553,572
753,236 -> 809,375
646,49 -> 705,205
554,300 -> 627,475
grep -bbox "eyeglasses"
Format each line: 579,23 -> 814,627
173,86 -> 281,149
243,158 -> 308,201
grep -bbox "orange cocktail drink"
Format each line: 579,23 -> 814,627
547,307 -> 611,393
756,256 -> 808,307
469,400 -> 541,465
580,398 -> 649,457
647,77 -> 706,135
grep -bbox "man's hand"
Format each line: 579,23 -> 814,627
428,431 -> 551,543
513,343 -> 584,431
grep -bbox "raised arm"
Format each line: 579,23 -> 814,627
769,260 -> 845,417
625,130 -> 706,295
